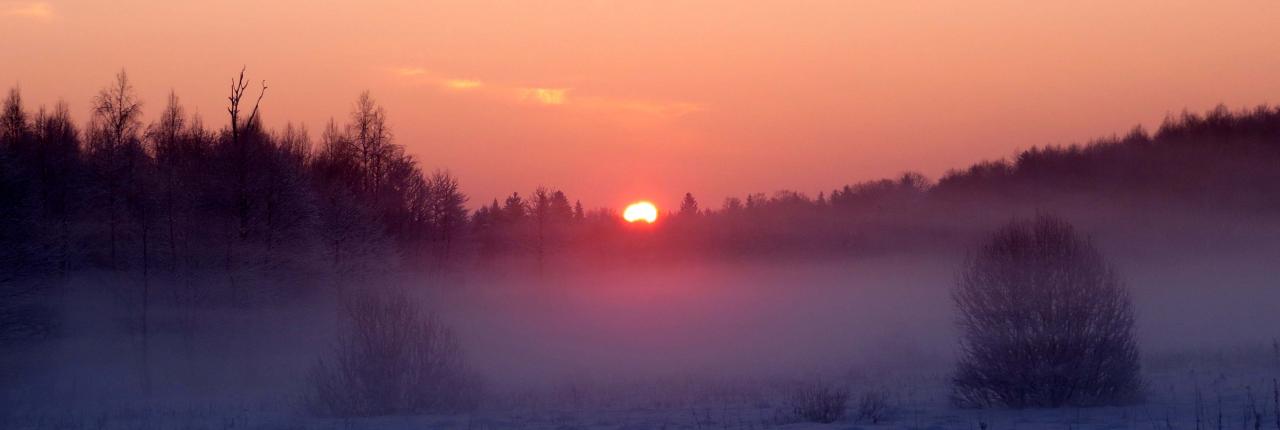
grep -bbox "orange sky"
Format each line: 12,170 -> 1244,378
3,1 -> 1279,210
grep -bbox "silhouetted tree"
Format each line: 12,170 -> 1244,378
722,197 -> 743,213
472,199 -> 503,260
501,192 -> 527,222
530,187 -> 553,270
549,190 -> 573,222
0,87 -> 57,343
29,101 -> 81,273
1,87 -> 29,147
679,192 -> 699,217
221,67 -> 267,247
313,123 -> 388,282
87,70 -> 145,269
349,92 -> 393,200
146,92 -> 188,271
84,70 -> 158,391
424,170 -> 468,266
378,154 -> 427,250
260,122 -> 314,272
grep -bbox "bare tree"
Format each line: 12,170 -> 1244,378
31,101 -> 81,274
146,92 -> 187,271
425,170 -> 468,266
951,215 -> 1142,408
1,87 -> 28,145
226,67 -> 267,153
225,66 -> 267,242
86,71 -> 156,393
261,122 -> 313,271
0,87 -> 57,344
88,70 -> 144,269
348,91 -> 392,199
313,119 -> 391,284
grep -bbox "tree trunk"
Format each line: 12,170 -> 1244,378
140,223 -> 151,396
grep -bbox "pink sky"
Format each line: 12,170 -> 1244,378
3,1 -> 1279,210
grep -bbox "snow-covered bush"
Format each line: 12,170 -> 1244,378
305,288 -> 481,416
786,380 -> 849,423
952,215 -> 1142,408
855,389 -> 891,423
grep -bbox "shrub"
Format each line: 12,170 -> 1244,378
305,288 -> 481,417
952,215 -> 1142,408
787,380 -> 849,423
855,389 -> 891,423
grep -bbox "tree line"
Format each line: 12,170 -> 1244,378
5,71 -> 1280,301
2,70 -> 472,272
0,70 -> 475,343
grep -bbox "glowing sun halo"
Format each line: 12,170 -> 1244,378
623,201 -> 658,223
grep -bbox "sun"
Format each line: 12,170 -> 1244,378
623,201 -> 658,223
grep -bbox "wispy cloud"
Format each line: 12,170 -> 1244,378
389,67 -> 483,91
3,1 -> 54,19
520,88 -> 568,105
389,66 -> 704,117
445,79 -> 483,90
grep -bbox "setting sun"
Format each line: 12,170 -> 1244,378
623,201 -> 658,223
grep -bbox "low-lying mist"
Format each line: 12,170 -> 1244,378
443,258 -> 956,389
9,239 -> 1278,416
442,249 -> 1280,390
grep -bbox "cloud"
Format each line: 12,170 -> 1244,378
3,2 -> 54,19
389,67 -> 483,91
520,88 -> 568,105
445,79 -> 483,90
389,66 -> 704,117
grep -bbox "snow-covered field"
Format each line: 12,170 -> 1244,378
5,348 -> 1278,429
3,255 -> 1278,429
